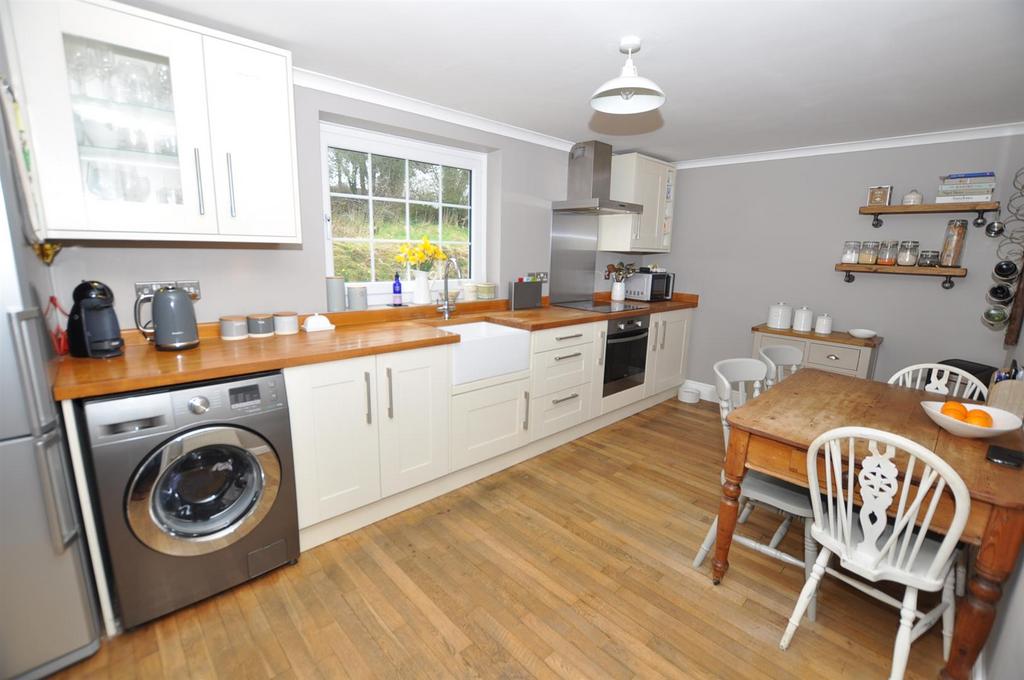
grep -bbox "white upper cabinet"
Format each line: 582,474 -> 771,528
6,0 -> 300,243
597,153 -> 675,253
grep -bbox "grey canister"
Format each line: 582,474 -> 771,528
326,276 -> 347,312
347,284 -> 368,311
247,313 -> 274,338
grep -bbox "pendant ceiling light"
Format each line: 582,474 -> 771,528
590,35 -> 665,115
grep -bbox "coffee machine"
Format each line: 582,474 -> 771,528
67,281 -> 124,358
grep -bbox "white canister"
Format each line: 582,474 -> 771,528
792,306 -> 814,332
462,283 -> 478,301
611,280 -> 626,301
814,313 -> 833,335
767,302 -> 793,329
273,311 -> 299,335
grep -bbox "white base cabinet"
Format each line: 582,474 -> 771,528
645,309 -> 692,397
451,377 -> 530,472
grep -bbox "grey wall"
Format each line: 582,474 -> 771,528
665,135 -> 1024,385
48,85 -> 567,326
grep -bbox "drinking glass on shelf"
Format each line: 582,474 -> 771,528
154,63 -> 173,110
120,167 -> 152,203
85,162 -> 120,200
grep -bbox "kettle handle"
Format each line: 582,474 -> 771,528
134,294 -> 155,340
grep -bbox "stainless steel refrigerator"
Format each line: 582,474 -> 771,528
0,113 -> 100,677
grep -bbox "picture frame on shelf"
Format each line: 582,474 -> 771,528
867,185 -> 893,206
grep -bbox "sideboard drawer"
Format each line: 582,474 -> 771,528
806,342 -> 861,372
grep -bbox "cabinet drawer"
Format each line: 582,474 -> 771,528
532,324 -> 594,353
532,343 -> 593,397
806,342 -> 861,372
531,386 -> 591,440
754,333 -> 806,355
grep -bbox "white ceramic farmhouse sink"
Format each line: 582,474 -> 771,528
444,322 -> 530,385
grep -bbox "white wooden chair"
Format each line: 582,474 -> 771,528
779,427 -> 970,680
888,363 -> 988,401
760,345 -> 803,388
694,359 -> 819,617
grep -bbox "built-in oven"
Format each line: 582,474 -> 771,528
603,314 -> 650,397
625,272 -> 674,302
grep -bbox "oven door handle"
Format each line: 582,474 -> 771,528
606,331 -> 649,345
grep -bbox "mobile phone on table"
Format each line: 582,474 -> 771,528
986,445 -> 1024,469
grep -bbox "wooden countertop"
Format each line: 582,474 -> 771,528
53,294 -> 699,401
752,323 -> 883,348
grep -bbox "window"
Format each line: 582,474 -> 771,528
320,123 -> 485,293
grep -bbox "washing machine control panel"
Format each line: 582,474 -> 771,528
187,396 -> 210,414
170,374 -> 286,425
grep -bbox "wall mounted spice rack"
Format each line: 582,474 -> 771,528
859,201 -> 1000,228
835,263 -> 967,289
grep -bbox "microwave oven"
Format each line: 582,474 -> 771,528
625,272 -> 674,301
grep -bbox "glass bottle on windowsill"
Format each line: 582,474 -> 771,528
392,272 -> 403,306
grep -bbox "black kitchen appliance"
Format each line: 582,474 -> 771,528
603,314 -> 650,396
67,280 -> 124,358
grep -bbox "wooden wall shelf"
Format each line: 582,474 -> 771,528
835,263 -> 967,289
859,201 -> 999,227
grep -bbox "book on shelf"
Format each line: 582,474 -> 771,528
941,171 -> 996,180
939,181 -> 996,190
938,187 -> 996,196
940,176 -> 997,186
935,194 -> 994,204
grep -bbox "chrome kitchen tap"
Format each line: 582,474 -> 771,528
437,256 -> 463,320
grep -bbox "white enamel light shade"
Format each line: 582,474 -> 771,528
591,36 -> 665,114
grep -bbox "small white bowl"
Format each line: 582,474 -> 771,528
920,401 -> 1022,439
848,328 -> 877,339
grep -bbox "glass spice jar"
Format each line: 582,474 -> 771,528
858,240 -> 880,265
897,240 -> 920,266
940,219 -> 967,267
878,240 -> 899,266
917,250 -> 940,267
841,241 -> 861,264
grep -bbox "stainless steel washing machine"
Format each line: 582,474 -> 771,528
81,372 -> 298,629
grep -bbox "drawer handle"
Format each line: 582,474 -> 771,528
555,333 -> 583,341
523,391 -> 530,430
826,353 -> 840,361
554,351 -> 582,362
552,392 -> 579,405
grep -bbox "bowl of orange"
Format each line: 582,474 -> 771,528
921,401 -> 1022,439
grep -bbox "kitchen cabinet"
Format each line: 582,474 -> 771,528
450,377 -> 531,472
751,324 -> 880,379
530,321 -> 602,440
6,0 -> 300,243
597,153 -> 675,253
645,309 -> 692,397
377,346 -> 451,496
284,356 -> 381,528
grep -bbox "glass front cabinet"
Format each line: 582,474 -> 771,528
6,0 -> 300,243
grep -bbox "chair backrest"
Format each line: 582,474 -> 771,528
760,345 -> 804,388
987,380 -> 1024,419
713,358 -> 767,450
805,427 -> 970,584
888,363 -> 988,400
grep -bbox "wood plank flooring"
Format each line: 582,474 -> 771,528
58,399 -> 946,679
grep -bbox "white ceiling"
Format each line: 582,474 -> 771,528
126,0 -> 1024,162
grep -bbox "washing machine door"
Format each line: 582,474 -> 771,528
126,425 -> 281,556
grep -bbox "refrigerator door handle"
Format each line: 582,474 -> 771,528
10,309 -> 58,434
35,430 -> 79,552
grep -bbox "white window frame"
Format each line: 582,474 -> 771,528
320,122 -> 486,301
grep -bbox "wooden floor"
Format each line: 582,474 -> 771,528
60,399 -> 947,679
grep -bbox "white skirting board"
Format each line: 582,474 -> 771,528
299,388 -> 679,551
682,379 -> 717,402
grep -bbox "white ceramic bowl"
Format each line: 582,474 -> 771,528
848,328 -> 877,339
920,401 -> 1022,439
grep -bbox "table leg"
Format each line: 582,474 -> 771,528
941,507 -> 1024,680
711,429 -> 751,584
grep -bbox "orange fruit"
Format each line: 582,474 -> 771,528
940,401 -> 968,421
965,409 -> 993,428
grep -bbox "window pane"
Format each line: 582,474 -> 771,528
373,242 -> 406,282
442,166 -> 471,205
373,200 -> 406,239
409,203 -> 439,240
333,241 -> 371,281
441,206 -> 469,242
446,243 -> 470,279
372,155 -> 405,198
331,197 -> 369,238
409,161 -> 440,202
329,148 -> 368,195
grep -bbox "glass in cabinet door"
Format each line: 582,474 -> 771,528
63,35 -> 184,209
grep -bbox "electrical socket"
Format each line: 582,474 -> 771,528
176,280 -> 201,300
134,281 -> 176,298
527,271 -> 549,283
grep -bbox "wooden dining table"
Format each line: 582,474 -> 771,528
710,369 -> 1024,680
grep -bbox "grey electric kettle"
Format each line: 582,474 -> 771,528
134,285 -> 200,351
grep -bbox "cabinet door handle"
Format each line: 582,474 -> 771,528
552,392 -> 579,405
523,391 -> 530,430
193,148 -> 205,215
598,331 -> 606,366
364,371 -> 372,424
826,353 -> 840,361
660,320 -> 668,350
554,351 -> 582,362
226,152 -> 236,217
386,367 -> 394,418
651,322 -> 659,352
555,332 -> 583,341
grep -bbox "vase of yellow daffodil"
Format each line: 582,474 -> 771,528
395,237 -> 447,305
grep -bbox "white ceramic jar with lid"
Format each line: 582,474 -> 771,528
767,302 -> 793,329
792,306 -> 814,332
814,313 -> 833,335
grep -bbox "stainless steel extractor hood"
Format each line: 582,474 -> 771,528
551,141 -> 642,215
